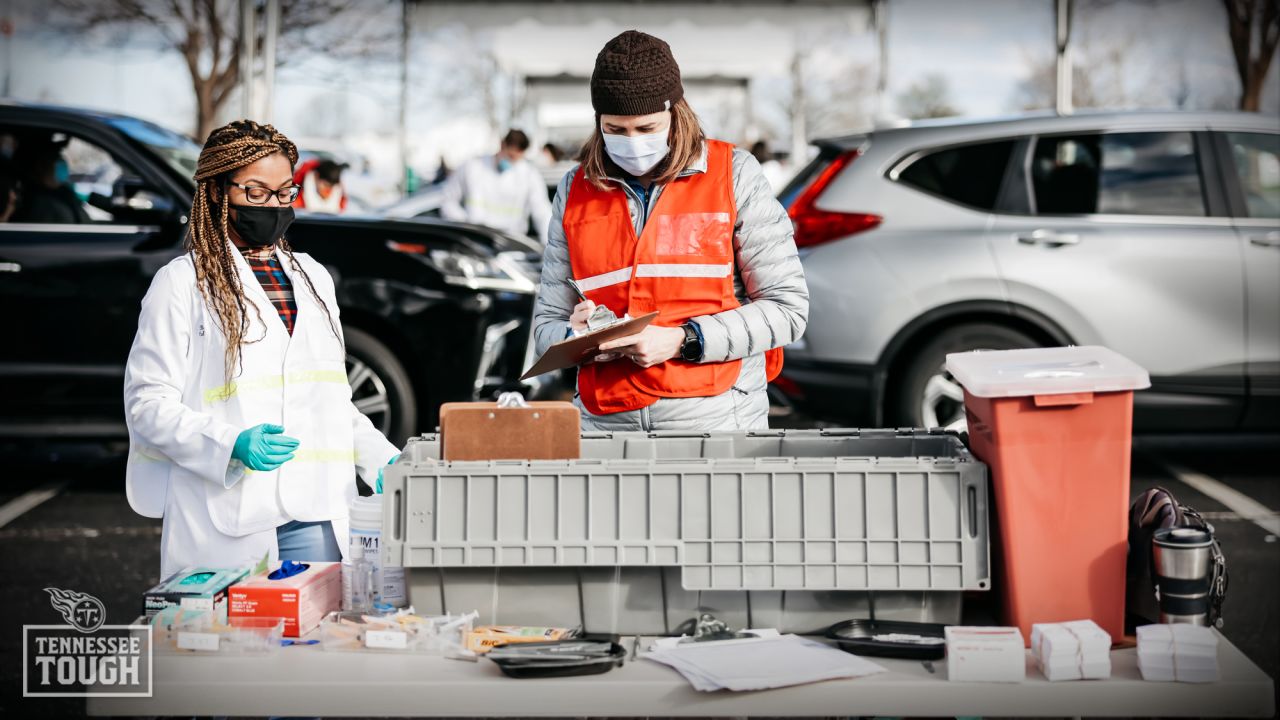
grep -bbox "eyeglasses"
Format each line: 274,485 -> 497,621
230,181 -> 301,205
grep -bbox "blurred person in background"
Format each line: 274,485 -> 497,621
750,139 -> 786,193
0,163 -> 17,223
123,120 -> 399,578
11,133 -> 88,224
292,157 -> 348,214
532,30 -> 808,432
541,142 -> 565,165
441,128 -> 553,244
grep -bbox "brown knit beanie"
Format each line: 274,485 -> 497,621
590,30 -> 684,116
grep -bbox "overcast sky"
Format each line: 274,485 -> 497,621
2,0 -> 1276,164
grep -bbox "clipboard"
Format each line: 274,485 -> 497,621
520,311 -> 659,380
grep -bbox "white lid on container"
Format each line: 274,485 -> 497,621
945,346 -> 1151,398
349,494 -> 385,530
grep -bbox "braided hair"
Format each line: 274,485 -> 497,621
187,119 -> 341,387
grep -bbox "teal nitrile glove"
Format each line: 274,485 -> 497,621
231,423 -> 299,472
375,454 -> 400,494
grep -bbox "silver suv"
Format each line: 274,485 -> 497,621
776,111 -> 1279,432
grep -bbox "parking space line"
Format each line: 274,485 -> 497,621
1160,460 -> 1280,536
0,479 -> 70,530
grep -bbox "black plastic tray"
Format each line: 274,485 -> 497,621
488,640 -> 627,679
825,618 -> 948,660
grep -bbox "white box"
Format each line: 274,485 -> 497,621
945,626 -> 1026,683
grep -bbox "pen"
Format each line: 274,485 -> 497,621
566,278 -> 589,303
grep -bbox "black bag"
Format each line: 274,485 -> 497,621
1126,486 -> 1227,629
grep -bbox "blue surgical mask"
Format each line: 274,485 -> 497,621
54,159 -> 71,185
496,157 -> 512,173
602,127 -> 670,177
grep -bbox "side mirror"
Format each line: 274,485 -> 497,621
111,176 -> 176,217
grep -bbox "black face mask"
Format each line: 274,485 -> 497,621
229,204 -> 295,248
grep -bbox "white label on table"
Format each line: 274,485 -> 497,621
177,631 -> 220,652
180,597 -> 214,612
365,630 -> 408,650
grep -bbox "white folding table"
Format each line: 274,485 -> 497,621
87,631 -> 1275,717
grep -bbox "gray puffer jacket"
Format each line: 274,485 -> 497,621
532,143 -> 809,431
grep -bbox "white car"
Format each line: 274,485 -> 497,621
775,110 -> 1279,432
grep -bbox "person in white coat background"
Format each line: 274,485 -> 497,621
124,120 -> 400,579
440,129 -> 553,244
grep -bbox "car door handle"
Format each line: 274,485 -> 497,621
0,261 -> 21,273
1015,230 -> 1081,248
1248,231 -> 1280,248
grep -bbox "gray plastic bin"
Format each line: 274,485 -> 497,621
380,428 -> 988,634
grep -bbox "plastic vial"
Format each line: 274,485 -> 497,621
349,542 -> 376,613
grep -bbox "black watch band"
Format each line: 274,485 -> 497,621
679,323 -> 703,362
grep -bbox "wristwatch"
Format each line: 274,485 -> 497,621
679,323 -> 703,362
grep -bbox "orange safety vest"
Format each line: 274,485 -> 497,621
564,139 -> 784,416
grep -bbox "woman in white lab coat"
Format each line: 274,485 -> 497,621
124,120 -> 400,579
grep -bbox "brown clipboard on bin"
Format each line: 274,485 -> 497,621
519,311 -> 660,380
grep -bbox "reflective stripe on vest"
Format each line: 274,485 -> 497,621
563,139 -> 783,416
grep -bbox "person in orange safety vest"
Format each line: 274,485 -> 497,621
531,30 -> 809,431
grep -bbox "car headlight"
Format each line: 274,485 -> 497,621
413,247 -> 537,294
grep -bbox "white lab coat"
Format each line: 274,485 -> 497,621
124,244 -> 399,579
440,155 -> 553,243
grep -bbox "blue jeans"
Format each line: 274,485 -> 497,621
275,519 -> 342,562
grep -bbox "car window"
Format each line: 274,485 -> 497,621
0,127 -> 145,225
1031,131 -> 1205,216
896,140 -> 1016,211
1225,132 -> 1280,219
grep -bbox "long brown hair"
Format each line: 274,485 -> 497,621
577,97 -> 706,191
186,119 -> 340,387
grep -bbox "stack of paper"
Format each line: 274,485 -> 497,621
1030,619 -> 1112,681
1137,624 -> 1219,683
642,633 -> 886,692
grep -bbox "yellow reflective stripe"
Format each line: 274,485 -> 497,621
204,375 -> 284,404
131,447 -> 166,463
203,369 -> 348,405
287,369 -> 348,385
243,448 -> 358,474
292,449 -> 358,463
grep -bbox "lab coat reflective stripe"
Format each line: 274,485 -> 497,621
202,369 -> 349,405
634,263 -> 734,279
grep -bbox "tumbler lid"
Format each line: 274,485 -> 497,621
1153,526 -> 1213,547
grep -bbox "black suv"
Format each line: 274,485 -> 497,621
0,103 -> 545,444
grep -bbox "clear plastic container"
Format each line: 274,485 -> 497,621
320,608 -> 477,656
150,607 -> 283,655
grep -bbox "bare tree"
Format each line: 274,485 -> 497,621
896,73 -> 959,119
1223,0 -> 1280,111
52,0 -> 397,141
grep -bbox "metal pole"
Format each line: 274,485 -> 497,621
1,4 -> 13,99
874,0 -> 889,121
1055,0 -> 1073,115
399,0 -> 410,196
790,48 -> 807,168
239,0 -> 256,118
262,0 -> 279,122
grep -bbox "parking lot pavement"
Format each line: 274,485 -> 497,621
1,435 -> 1276,715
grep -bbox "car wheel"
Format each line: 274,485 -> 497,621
890,322 -> 1040,430
344,326 -> 417,446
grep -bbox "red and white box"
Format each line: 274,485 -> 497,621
229,561 -> 342,638
944,626 -> 1027,683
